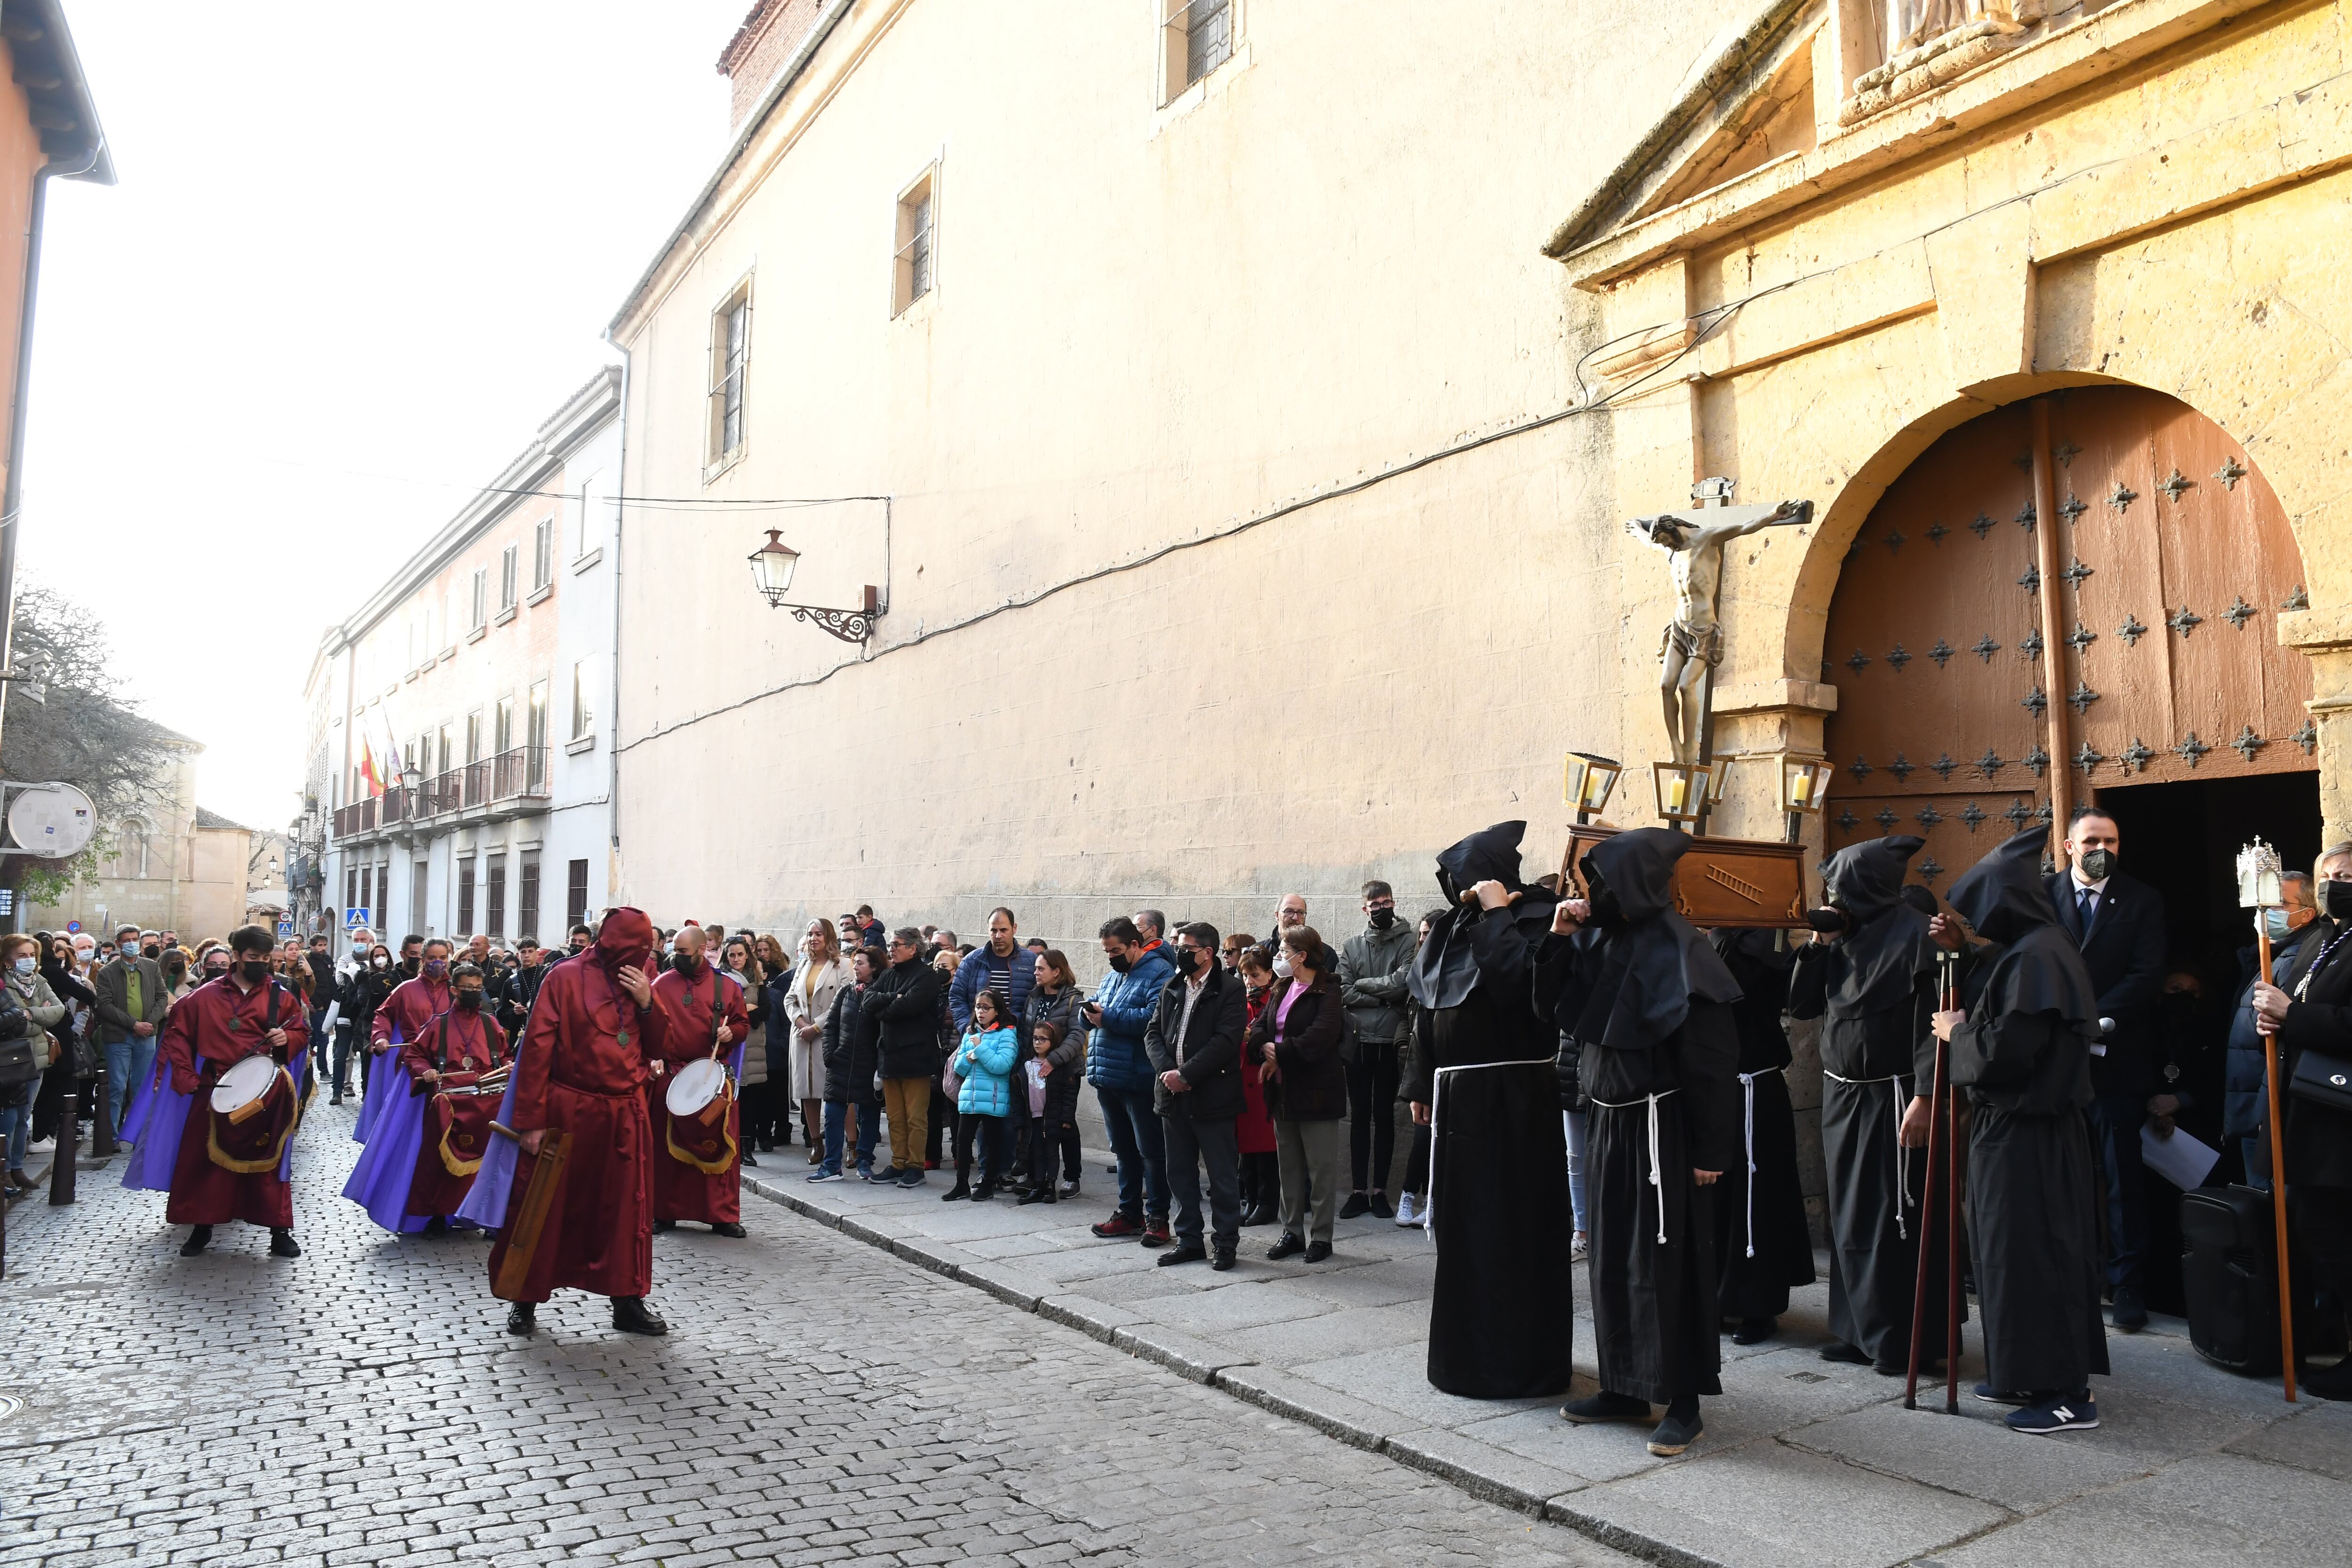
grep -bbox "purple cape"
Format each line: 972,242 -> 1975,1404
351,1022 -> 402,1144
120,1070 -> 193,1194
341,1056 -> 428,1233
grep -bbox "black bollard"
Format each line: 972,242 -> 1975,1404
47,1085 -> 75,1205
89,1071 -> 117,1158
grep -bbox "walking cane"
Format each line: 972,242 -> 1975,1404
2240,840 -> 2298,1402
1904,950 -> 1957,1412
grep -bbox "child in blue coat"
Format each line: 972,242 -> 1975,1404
944,989 -> 1020,1201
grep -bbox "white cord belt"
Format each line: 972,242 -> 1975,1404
1589,1088 -> 1682,1243
1824,1068 -> 1914,1240
1735,1066 -> 1783,1259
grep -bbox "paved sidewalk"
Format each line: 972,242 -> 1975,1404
747,1143 -> 2352,1568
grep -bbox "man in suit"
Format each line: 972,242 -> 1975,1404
93,923 -> 169,1139
2044,806 -> 2169,1331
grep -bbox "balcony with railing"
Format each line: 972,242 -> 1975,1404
330,746 -> 552,840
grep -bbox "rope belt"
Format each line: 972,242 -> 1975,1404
1825,1068 -> 1915,1240
1735,1066 -> 1784,1259
1589,1088 -> 1682,1243
1423,1061 -> 1526,1245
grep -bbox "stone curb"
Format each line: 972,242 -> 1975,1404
739,1172 -> 1731,1565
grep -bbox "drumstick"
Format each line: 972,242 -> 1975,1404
491,1121 -> 521,1143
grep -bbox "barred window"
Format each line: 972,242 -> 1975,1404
894,170 -> 936,315
1163,0 -> 1232,101
707,293 -> 750,466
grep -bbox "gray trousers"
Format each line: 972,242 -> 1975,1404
1161,1111 -> 1241,1252
1276,1117 -> 1343,1245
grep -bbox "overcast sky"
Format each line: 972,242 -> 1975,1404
18,1 -> 743,828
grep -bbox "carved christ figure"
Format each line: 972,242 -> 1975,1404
1630,498 -> 1813,766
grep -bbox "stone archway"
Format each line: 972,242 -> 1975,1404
1815,383 -> 2312,891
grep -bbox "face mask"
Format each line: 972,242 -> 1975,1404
2325,880 -> 2352,922
425,960 -> 448,979
1273,954 -> 1293,979
2078,847 -> 2115,882
205,965 -> 230,980
1176,948 -> 1201,977
1367,908 -> 1396,930
143,944 -> 160,959
165,961 -> 185,979
2264,908 -> 2294,941
1108,953 -> 1132,974
239,960 -> 268,984
10,957 -> 30,977
1806,907 -> 1851,935
456,990 -> 483,1011
373,955 -> 389,969
674,953 -> 701,975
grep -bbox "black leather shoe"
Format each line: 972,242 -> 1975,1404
1267,1232 -> 1306,1260
1156,1243 -> 1208,1267
1212,1249 -> 1236,1272
423,1217 -> 447,1236
179,1224 -> 213,1257
269,1229 -> 301,1258
1819,1341 -> 1871,1365
1731,1317 -> 1777,1345
611,1296 -> 669,1336
711,1221 -> 747,1238
2110,1286 -> 2148,1333
653,1218 -> 676,1232
941,1182 -> 971,1202
505,1302 -> 536,1336
1303,1240 -> 1333,1263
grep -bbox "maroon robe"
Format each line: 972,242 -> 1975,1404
649,963 -> 752,1225
487,923 -> 668,1303
401,1007 -> 507,1217
373,971 -> 452,1061
162,975 -> 310,1228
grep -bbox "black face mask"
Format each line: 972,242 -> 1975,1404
1806,907 -> 1851,935
238,960 -> 268,984
2077,847 -> 2115,882
456,990 -> 483,1012
1367,908 -> 1396,930
205,965 -> 230,981
165,961 -> 185,979
1176,948 -> 1202,977
1108,953 -> 1133,974
143,944 -> 161,960
674,954 -> 701,977
1581,866 -> 1626,931
2324,880 -> 2352,922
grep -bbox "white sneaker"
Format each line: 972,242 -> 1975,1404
1398,1193 -> 1427,1228
25,1138 -> 53,1155
1393,1193 -> 1417,1226
1571,1233 -> 1589,1261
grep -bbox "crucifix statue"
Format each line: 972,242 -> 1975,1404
1629,478 -> 1813,766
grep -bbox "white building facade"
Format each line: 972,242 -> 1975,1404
308,369 -> 622,955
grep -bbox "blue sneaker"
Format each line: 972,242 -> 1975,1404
1972,1383 -> 2032,1406
2006,1393 -> 2098,1434
807,1169 -> 844,1184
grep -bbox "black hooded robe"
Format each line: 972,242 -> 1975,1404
1710,930 -> 1819,1321
1536,828 -> 1742,1405
1947,827 -> 2109,1396
1402,823 -> 1576,1399
1787,835 -> 1956,1368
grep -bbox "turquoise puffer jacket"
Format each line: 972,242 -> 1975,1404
952,1026 -> 1021,1118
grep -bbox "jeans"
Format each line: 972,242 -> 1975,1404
954,1112 -> 1010,1186
2243,1135 -> 2271,1192
1346,1035 -> 1399,1193
1565,1109 -> 1589,1234
0,1080 -> 29,1171
882,1077 -> 930,1171
309,1008 -> 329,1073
103,1035 -> 158,1137
1276,1117 -> 1343,1244
1162,1111 -> 1240,1251
822,1098 -> 880,1175
1095,1083 -> 1168,1219
332,1026 -> 358,1098
2087,1090 -> 2150,1293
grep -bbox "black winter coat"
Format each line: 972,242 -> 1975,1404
1026,984 -> 1085,1130
1246,971 -> 1347,1121
1143,964 -> 1248,1120
822,982 -> 881,1106
868,956 -> 946,1079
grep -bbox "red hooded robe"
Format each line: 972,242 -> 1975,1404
649,960 -> 752,1225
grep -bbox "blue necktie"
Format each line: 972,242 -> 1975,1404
2077,888 -> 2096,932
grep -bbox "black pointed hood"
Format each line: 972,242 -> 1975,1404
1825,835 -> 1923,924
1566,827 -> 1741,1051
1949,826 -> 2060,946
1817,835 -> 1935,1012
1408,821 -> 1559,1010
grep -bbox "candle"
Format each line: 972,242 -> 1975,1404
1669,777 -> 1687,812
1791,772 -> 1811,804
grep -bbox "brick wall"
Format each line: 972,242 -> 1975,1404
717,0 -> 824,130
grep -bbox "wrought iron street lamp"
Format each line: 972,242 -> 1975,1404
748,528 -> 883,644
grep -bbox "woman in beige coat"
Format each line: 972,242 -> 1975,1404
778,920 -> 846,1162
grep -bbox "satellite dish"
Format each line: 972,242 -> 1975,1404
8,783 -> 95,859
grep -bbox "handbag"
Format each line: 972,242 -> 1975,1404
0,1035 -> 33,1092
2288,1047 -> 2352,1114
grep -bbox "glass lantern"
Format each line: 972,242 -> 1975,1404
1652,761 -> 1710,824
747,529 -> 801,605
1780,756 -> 1834,815
1563,752 -> 1623,823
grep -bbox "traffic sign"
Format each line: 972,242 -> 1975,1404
345,907 -> 372,931
64,920 -> 79,934
0,891 -> 15,916
276,919 -> 294,939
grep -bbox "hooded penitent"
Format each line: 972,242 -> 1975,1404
1407,822 -> 1561,1011
590,907 -> 657,980
1820,835 -> 1935,1012
1946,827 -> 2097,1028
1565,828 -> 1741,1052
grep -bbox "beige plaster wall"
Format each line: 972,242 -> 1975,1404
610,0 -> 1757,944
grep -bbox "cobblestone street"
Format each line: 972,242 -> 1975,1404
0,1106 -> 1625,1568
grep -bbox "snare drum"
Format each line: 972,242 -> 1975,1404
665,1058 -> 729,1118
212,1055 -> 280,1117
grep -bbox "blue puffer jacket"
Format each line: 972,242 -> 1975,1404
952,1026 -> 1022,1118
1084,942 -> 1177,1094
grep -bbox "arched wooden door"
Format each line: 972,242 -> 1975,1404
1820,386 -> 2312,888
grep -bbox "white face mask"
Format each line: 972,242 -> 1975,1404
1273,954 -> 1293,980
372,956 -> 389,969
11,957 -> 32,977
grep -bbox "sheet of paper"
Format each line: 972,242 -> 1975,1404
2141,1120 -> 2221,1191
